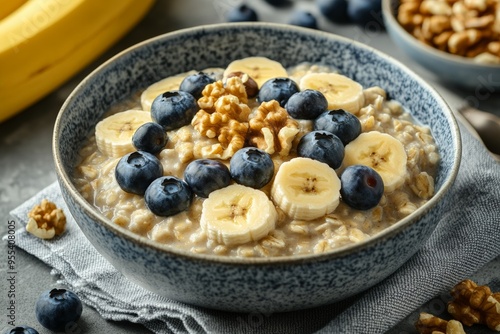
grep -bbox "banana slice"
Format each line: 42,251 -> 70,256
223,56 -> 288,88
140,70 -> 196,111
200,184 -> 277,246
343,131 -> 408,192
299,73 -> 365,114
271,157 -> 341,221
95,109 -> 151,158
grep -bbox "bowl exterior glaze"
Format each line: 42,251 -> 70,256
383,0 -> 500,90
54,23 -> 461,312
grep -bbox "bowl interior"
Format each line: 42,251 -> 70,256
54,23 -> 461,262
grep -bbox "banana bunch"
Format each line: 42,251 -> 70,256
0,0 -> 27,20
0,0 -> 155,123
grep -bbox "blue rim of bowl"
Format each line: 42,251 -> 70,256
382,0 -> 500,69
53,22 -> 462,266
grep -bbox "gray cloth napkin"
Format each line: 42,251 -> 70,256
5,122 -> 500,334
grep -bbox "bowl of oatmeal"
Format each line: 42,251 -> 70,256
383,0 -> 500,90
53,23 -> 461,312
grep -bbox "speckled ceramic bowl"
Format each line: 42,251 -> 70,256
53,23 -> 461,313
383,0 -> 500,90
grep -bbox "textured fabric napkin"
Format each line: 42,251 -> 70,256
5,121 -> 500,334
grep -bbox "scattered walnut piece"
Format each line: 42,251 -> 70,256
415,312 -> 466,334
448,279 -> 500,331
248,100 -> 299,156
26,199 -> 66,239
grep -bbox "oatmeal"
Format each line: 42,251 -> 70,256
73,57 -> 440,258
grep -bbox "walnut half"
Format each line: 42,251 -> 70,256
191,77 -> 254,160
248,100 -> 299,156
415,312 -> 466,334
448,279 -> 500,331
26,199 -> 66,239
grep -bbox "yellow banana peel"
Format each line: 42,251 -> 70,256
0,0 -> 155,123
0,0 -> 28,20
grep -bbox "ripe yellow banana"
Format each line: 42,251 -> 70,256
0,0 -> 155,123
0,0 -> 28,20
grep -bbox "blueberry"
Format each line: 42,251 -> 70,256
35,288 -> 82,332
314,109 -> 362,145
316,0 -> 350,23
347,0 -> 383,27
151,90 -> 198,131
184,159 -> 231,198
340,165 -> 384,210
285,89 -> 328,119
230,147 -> 274,189
6,326 -> 39,334
288,10 -> 318,29
263,0 -> 292,7
297,130 -> 344,169
115,151 -> 163,195
179,72 -> 216,99
145,176 -> 193,217
132,122 -> 168,154
226,4 -> 258,22
257,78 -> 300,107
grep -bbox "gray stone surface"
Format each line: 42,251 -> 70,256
0,0 -> 498,333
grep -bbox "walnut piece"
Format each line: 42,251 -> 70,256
26,199 -> 66,239
415,312 -> 466,334
192,79 -> 251,159
197,77 -> 248,112
225,71 -> 259,98
448,280 -> 500,331
448,279 -> 500,331
397,0 -> 500,63
248,100 -> 299,156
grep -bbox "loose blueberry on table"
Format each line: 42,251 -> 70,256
285,89 -> 328,119
263,0 -> 292,7
316,0 -> 350,23
179,72 -> 216,99
340,165 -> 384,210
297,130 -> 345,169
230,147 -> 274,189
115,151 -> 163,195
184,159 -> 232,198
257,77 -> 300,107
347,0 -> 383,27
288,10 -> 318,29
35,288 -> 82,332
226,4 -> 258,22
6,326 -> 39,334
132,122 -> 168,154
151,90 -> 198,131
314,109 -> 362,145
145,176 -> 193,217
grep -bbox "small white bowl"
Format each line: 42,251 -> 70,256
382,0 -> 500,90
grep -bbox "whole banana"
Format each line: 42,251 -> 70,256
0,0 -> 27,20
0,0 -> 155,123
